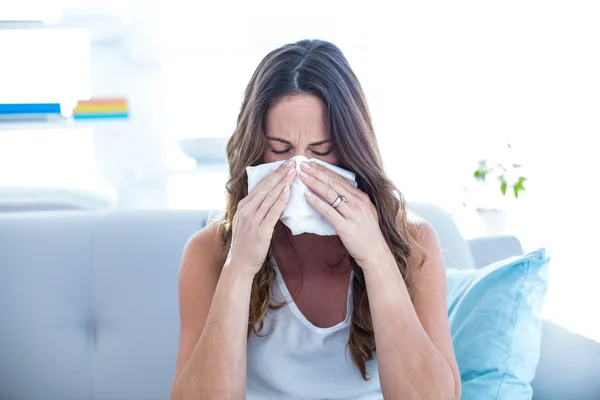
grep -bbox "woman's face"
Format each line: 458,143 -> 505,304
263,94 -> 339,165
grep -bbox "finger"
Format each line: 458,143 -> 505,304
329,192 -> 351,216
298,165 -> 340,206
304,191 -> 346,228
301,161 -> 361,198
246,159 -> 295,209
255,169 -> 296,221
299,163 -> 352,217
261,183 -> 292,228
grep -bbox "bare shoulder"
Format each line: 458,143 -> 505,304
178,219 -> 225,313
177,220 -> 226,303
405,210 -> 438,244
402,210 -> 443,270
181,220 -> 224,270
398,210 -> 437,247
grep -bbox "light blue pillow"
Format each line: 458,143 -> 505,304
446,248 -> 550,400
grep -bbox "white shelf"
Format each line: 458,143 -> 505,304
0,118 -> 129,132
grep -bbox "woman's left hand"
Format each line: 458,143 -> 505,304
298,161 -> 392,268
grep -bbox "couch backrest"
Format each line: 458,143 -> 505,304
0,211 -> 207,400
0,205 -> 471,400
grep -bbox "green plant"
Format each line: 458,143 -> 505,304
472,143 -> 527,199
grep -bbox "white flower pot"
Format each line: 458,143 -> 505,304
477,208 -> 508,236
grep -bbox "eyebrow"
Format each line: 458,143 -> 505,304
266,136 -> 331,147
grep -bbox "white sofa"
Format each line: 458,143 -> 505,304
0,204 -> 598,399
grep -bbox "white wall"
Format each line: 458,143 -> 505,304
89,0 -> 600,223
89,41 -> 169,209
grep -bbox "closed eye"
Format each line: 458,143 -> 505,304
271,148 -> 291,155
311,149 -> 332,156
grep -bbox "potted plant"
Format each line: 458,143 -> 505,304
462,143 -> 527,235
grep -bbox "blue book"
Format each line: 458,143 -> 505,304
0,103 -> 62,115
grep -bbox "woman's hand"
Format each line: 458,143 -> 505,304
227,159 -> 297,276
298,161 -> 392,268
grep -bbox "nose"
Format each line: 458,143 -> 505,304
292,149 -> 309,159
288,153 -> 310,173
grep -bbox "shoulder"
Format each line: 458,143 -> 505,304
401,210 -> 443,271
394,208 -> 439,249
177,219 -> 225,323
405,211 -> 438,244
182,220 -> 223,263
180,220 -> 225,282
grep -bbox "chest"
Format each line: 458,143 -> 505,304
247,321 -> 381,400
247,279 -> 381,400
279,269 -> 352,329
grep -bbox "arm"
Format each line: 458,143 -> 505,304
170,222 -> 254,400
363,216 -> 461,400
298,162 -> 460,400
171,159 -> 296,400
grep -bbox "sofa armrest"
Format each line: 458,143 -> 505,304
532,320 -> 600,399
467,235 -> 524,268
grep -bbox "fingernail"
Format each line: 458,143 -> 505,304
285,159 -> 294,167
301,162 -> 311,169
310,161 -> 318,168
300,171 -> 309,178
305,191 -> 313,197
283,185 -> 290,193
287,168 -> 295,176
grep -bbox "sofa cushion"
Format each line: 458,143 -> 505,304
447,248 -> 550,399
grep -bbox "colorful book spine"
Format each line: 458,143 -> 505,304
73,98 -> 129,120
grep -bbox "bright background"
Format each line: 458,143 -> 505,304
1,0 -> 599,341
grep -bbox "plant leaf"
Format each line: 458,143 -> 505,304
500,180 -> 507,195
513,163 -> 522,168
513,184 -> 525,198
474,170 -> 487,182
513,176 -> 527,198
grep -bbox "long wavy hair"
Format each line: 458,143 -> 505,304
219,39 -> 423,379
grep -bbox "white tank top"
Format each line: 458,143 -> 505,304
246,260 -> 382,400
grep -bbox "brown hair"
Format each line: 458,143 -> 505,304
219,39 -> 422,379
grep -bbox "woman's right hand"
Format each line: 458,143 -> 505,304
226,159 -> 296,276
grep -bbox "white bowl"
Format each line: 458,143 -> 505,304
178,137 -> 228,166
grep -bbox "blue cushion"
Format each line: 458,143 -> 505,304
446,248 -> 550,399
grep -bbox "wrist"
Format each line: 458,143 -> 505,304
358,245 -> 395,271
361,250 -> 411,302
222,260 -> 259,282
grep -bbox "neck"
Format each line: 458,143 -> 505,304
272,222 -> 349,273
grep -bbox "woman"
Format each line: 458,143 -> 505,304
171,39 -> 460,400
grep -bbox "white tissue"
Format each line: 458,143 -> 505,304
246,155 -> 357,236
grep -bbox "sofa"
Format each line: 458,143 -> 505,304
1,204 -> 599,399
